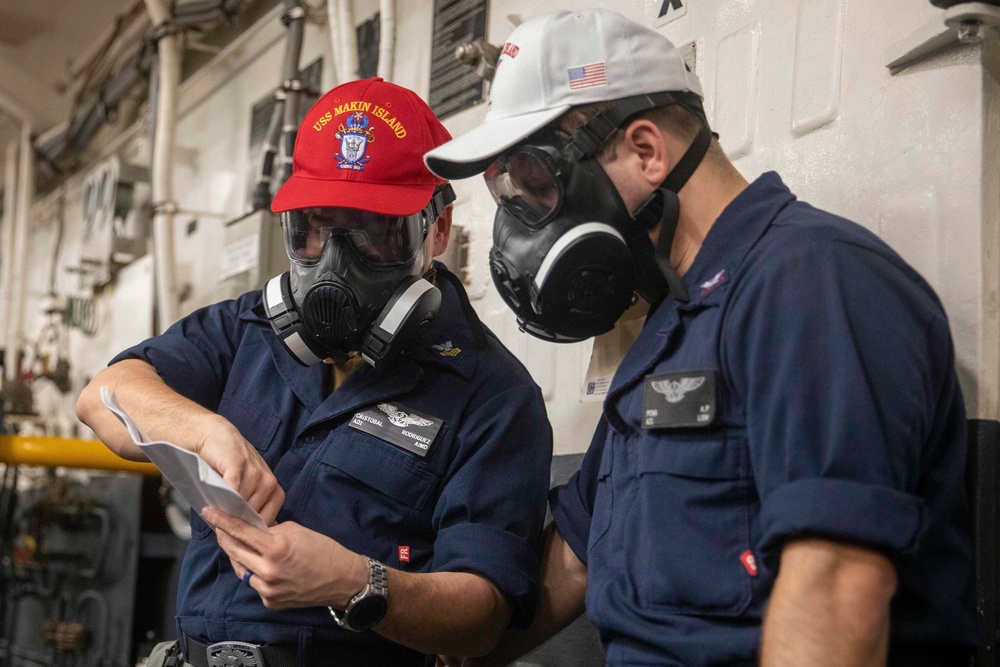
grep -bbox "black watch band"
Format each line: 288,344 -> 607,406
329,557 -> 389,632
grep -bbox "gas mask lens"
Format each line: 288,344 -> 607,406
281,207 -> 425,268
485,147 -> 563,226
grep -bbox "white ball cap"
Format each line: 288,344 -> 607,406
425,8 -> 704,180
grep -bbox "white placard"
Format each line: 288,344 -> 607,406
219,235 -> 260,281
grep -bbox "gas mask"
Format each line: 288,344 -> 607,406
486,92 -> 712,342
263,186 -> 455,370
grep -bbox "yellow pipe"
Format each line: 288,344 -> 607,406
0,435 -> 161,476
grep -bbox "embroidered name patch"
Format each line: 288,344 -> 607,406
349,402 -> 443,457
642,370 -> 717,429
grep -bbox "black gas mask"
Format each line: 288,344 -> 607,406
486,92 -> 713,342
264,186 -> 455,370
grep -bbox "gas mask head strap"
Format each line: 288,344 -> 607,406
635,122 -> 714,303
570,92 -> 715,304
424,183 -> 456,224
419,184 -> 456,284
568,91 -> 708,159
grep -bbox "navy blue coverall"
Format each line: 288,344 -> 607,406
114,272 -> 553,665
551,173 -> 976,666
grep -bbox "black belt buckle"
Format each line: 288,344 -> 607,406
206,641 -> 264,667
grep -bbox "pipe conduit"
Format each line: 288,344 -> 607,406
144,0 -> 182,331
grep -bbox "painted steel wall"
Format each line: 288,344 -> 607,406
13,0 -> 998,456
433,0 -> 996,447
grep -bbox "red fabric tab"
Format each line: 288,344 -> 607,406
740,550 -> 758,576
398,546 -> 411,563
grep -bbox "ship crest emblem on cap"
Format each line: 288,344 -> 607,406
335,112 -> 376,171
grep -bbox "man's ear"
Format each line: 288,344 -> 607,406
429,204 -> 454,258
621,119 -> 672,188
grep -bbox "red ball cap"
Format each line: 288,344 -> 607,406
271,78 -> 452,216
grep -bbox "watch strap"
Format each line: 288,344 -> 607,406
328,557 -> 388,631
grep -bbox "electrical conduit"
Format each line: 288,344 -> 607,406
327,0 -> 360,84
7,123 -> 34,380
278,1 -> 306,185
377,0 -> 395,81
0,142 -> 18,381
144,0 -> 182,332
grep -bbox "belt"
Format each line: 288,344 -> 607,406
183,635 -> 433,667
184,637 -> 298,667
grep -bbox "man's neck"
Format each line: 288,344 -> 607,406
670,162 -> 749,277
329,354 -> 366,392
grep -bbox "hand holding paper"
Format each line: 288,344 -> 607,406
101,386 -> 270,532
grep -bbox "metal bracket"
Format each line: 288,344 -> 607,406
151,200 -> 179,215
149,19 -> 183,44
887,2 -> 1000,74
454,39 -> 502,82
281,5 -> 306,24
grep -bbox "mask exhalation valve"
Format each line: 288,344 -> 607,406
301,282 -> 361,345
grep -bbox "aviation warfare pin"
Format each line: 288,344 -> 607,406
349,402 -> 443,457
642,370 -> 717,429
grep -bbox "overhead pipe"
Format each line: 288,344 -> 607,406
144,0 -> 182,332
37,51 -> 147,168
172,0 -> 242,27
37,1 -> 247,171
0,93 -> 34,384
278,1 -> 306,186
328,0 -> 360,84
5,124 -> 34,384
102,52 -> 146,105
148,49 -> 161,162
250,90 -> 285,210
377,0 -> 396,81
251,0 -> 303,209
1,142 -> 18,381
68,1 -> 147,105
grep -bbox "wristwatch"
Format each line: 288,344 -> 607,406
329,557 -> 389,632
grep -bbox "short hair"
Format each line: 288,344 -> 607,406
558,100 -> 725,166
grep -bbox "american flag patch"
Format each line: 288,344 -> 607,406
567,62 -> 608,90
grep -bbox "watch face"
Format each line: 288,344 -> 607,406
348,594 -> 389,631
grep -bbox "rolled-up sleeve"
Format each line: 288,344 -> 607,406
758,478 -> 926,557
110,296 -> 249,411
724,238 -> 950,568
430,383 -> 553,627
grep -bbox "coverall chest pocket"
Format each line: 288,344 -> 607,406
304,432 -> 440,562
630,430 -> 753,615
313,432 -> 439,512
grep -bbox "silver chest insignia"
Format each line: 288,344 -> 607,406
643,370 -> 717,429
350,401 -> 444,457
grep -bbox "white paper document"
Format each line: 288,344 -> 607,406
101,386 -> 269,532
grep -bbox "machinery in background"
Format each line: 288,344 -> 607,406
0,436 -> 187,667
77,158 -> 151,292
